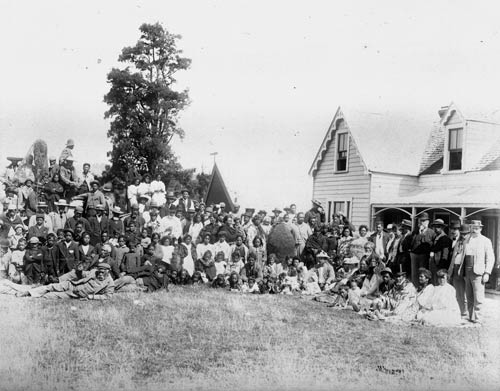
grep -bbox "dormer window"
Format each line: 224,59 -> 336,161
336,132 -> 348,172
448,128 -> 463,171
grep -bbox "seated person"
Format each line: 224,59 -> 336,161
195,249 -> 216,281
214,251 -> 227,276
242,276 -> 260,293
417,269 -> 461,327
227,271 -> 242,292
226,251 -> 245,275
239,253 -> 263,283
211,273 -> 227,289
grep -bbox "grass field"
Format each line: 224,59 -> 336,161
0,287 -> 499,391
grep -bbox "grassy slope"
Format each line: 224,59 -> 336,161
0,287 -> 499,391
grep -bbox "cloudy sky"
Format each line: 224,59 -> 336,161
1,0 -> 500,211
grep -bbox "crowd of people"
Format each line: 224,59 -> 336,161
0,139 -> 495,327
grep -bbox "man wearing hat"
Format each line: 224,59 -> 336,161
48,156 -> 60,179
172,188 -> 194,216
59,157 -> 80,198
231,203 -> 242,219
461,220 -> 495,323
447,223 -> 471,317
312,251 -> 336,290
409,212 -> 436,286
394,219 -> 413,275
159,191 -> 176,218
161,204 -> 182,240
87,204 -> 110,246
49,199 -> 69,232
65,206 -> 91,234
27,202 -> 53,232
305,200 -> 325,229
26,262 -> 115,300
27,213 -> 49,241
59,139 -> 75,165
124,204 -> 145,234
429,219 -> 453,284
73,179 -> 105,216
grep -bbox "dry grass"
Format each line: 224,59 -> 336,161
0,287 -> 499,391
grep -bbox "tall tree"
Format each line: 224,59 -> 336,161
104,22 -> 191,181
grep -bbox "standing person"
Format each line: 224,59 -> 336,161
395,219 -> 413,275
294,212 -> 312,258
59,157 -> 80,199
127,178 -> 141,210
23,237 -> 44,284
43,173 -> 64,212
80,163 -> 95,192
56,228 -> 80,275
304,200 -> 325,228
173,188 -> 194,215
59,139 -> 75,165
447,223 -> 470,317
87,204 -> 109,246
48,156 -> 60,179
137,174 -> 154,202
409,212 -> 435,286
151,174 -> 166,207
73,180 -> 106,215
429,219 -> 453,284
369,221 -> 390,261
461,220 -> 495,324
27,214 -> 49,241
17,179 -> 37,218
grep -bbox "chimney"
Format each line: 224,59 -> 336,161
438,105 -> 449,118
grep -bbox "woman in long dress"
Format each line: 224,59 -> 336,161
150,174 -> 166,207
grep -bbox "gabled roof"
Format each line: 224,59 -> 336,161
205,162 -> 235,212
419,102 -> 500,174
309,106 -> 432,176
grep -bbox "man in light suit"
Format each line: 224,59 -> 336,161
460,220 -> 495,323
369,221 -> 390,261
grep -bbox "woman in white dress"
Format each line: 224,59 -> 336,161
137,174 -> 153,201
188,213 -> 204,244
127,178 -> 140,208
150,174 -> 166,207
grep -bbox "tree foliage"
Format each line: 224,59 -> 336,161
104,22 -> 191,182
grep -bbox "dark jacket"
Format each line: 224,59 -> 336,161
56,240 -> 80,273
87,215 -> 109,246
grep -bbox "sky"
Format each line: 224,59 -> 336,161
1,0 -> 500,211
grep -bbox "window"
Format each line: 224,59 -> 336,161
448,128 -> 463,171
333,201 -> 350,219
336,133 -> 348,172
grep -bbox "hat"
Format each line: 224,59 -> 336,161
75,206 -> 84,214
7,204 -> 17,211
258,210 -> 267,215
205,206 -> 213,213
418,212 -> 430,221
168,204 -> 177,212
102,184 -> 112,192
459,223 -> 471,234
6,187 -> 17,194
37,201 -> 48,209
233,203 -> 240,208
380,267 -> 393,276
418,268 -> 432,280
63,228 -> 74,236
87,204 -> 96,210
130,204 -> 139,210
470,220 -> 483,228
14,224 -> 24,231
0,239 -> 10,247
450,220 -> 461,230
272,207 -> 282,214
142,173 -> 151,181
95,204 -> 105,211
90,180 -> 100,187
49,156 -> 56,161
395,271 -> 407,277
97,263 -> 111,271
138,194 -> 150,201
54,199 -> 69,207
65,157 -> 75,162
166,191 -> 175,199
111,206 -> 123,215
400,219 -> 412,229
149,201 -> 159,209
218,231 -> 227,238
187,206 -> 196,213
431,219 -> 447,227
66,139 -> 75,147
316,251 -> 330,259
24,178 -> 33,184
35,213 -> 44,219
181,188 -> 189,194
28,237 -> 40,244
312,199 -> 322,207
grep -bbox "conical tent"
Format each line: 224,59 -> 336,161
204,163 -> 235,212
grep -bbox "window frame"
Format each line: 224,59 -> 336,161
448,127 -> 463,171
335,131 -> 349,173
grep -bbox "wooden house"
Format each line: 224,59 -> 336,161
309,103 -> 500,287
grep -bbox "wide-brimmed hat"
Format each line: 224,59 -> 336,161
37,201 -> 48,209
312,199 -> 322,207
181,188 -> 190,194
74,206 -> 84,214
400,219 -> 412,229
90,180 -> 100,187
66,139 -> 75,147
316,251 -> 330,259
166,191 -> 175,199
149,201 -> 159,209
470,220 -> 483,228
381,267 -> 393,277
54,199 -> 69,207
102,184 -> 112,192
418,212 -> 430,221
272,207 -> 282,214
258,210 -> 267,215
35,213 -> 45,219
431,218 -> 447,227
97,263 -> 111,271
395,271 -> 407,277
130,204 -> 139,210
142,173 -> 151,181
138,194 -> 150,201
63,228 -> 74,236
95,204 -> 105,211
111,206 -> 123,215
28,237 -> 40,244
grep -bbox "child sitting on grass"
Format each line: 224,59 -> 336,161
226,251 -> 245,275
348,279 -> 362,312
211,273 -> 227,289
242,276 -> 260,294
281,267 -> 300,295
214,251 -> 227,277
196,250 -> 216,281
263,253 -> 280,278
227,271 -> 242,292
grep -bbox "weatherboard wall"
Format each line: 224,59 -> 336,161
312,123 -> 371,228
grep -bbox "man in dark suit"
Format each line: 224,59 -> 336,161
395,219 -> 413,275
56,228 -> 80,275
87,204 -> 109,246
65,206 -> 91,233
430,219 -> 453,284
409,212 -> 436,286
369,221 -> 390,261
